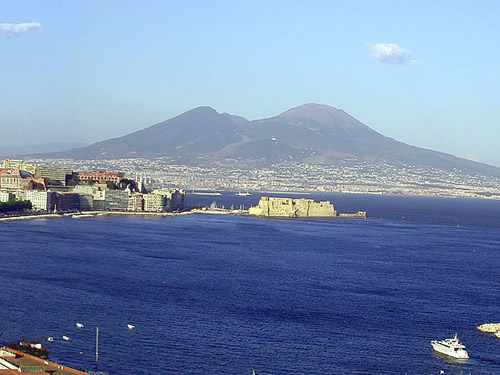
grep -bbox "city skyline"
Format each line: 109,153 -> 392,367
1,1 -> 500,167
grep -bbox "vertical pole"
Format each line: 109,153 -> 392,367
96,327 -> 99,364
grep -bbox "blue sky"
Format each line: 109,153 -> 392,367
1,1 -> 499,166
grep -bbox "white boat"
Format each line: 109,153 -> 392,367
495,331 -> 500,338
62,336 -> 71,341
127,324 -> 136,330
76,322 -> 84,328
235,191 -> 251,196
430,333 -> 469,359
47,337 -> 54,343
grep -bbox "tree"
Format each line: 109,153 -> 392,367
106,182 -> 119,190
32,182 -> 45,190
67,174 -> 79,186
0,200 -> 32,213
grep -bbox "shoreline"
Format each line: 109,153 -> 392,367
0,208 -> 248,222
0,214 -> 65,222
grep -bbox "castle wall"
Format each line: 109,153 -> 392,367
249,197 -> 337,217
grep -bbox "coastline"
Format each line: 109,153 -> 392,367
0,214 -> 65,222
0,208 -> 248,222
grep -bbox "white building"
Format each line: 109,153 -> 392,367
0,190 -> 14,202
143,193 -> 165,212
25,190 -> 53,211
152,189 -> 186,210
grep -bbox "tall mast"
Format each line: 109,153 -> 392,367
96,326 -> 99,364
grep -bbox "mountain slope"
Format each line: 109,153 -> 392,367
39,104 -> 500,178
49,106 -> 246,160
0,142 -> 87,157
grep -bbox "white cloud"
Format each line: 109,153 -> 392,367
0,22 -> 41,37
368,43 -> 417,65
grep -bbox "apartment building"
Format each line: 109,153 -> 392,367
25,190 -> 56,211
0,191 -> 15,202
128,193 -> 144,211
143,193 -> 165,212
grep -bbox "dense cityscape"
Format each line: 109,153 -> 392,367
1,156 -> 499,218
26,157 -> 500,199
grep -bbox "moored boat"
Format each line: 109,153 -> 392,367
235,191 -> 251,196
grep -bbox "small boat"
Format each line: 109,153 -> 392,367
495,331 -> 500,338
62,336 -> 71,341
127,324 -> 136,330
430,333 -> 469,359
76,323 -> 84,328
235,191 -> 251,197
47,337 -> 54,343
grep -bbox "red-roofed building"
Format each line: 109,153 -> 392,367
0,347 -> 87,374
76,171 -> 124,184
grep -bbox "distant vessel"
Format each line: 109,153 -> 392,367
430,333 -> 469,359
62,336 -> 71,341
235,191 -> 251,196
47,337 -> 54,343
495,331 -> 500,338
127,324 -> 136,330
189,190 -> 222,196
76,322 -> 84,328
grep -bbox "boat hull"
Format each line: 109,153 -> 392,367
431,341 -> 469,359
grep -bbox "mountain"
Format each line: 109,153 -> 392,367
0,142 -> 88,158
37,104 -> 500,177
45,106 -> 247,160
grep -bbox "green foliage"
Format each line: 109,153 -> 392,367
0,200 -> 32,213
67,175 -> 79,186
119,178 -> 138,191
32,182 -> 45,190
107,182 -> 119,190
87,178 -> 95,185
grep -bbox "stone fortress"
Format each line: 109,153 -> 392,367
248,196 -> 366,218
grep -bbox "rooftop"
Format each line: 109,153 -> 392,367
0,347 -> 86,375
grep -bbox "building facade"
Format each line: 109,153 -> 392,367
103,190 -> 129,210
0,191 -> 15,202
76,171 -> 124,184
25,191 -> 55,211
128,193 -> 144,211
0,169 -> 32,190
2,159 -> 38,175
34,165 -> 73,185
143,193 -> 165,212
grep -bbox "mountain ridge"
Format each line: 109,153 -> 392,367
28,104 -> 500,178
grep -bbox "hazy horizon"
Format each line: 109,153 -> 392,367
1,1 -> 499,167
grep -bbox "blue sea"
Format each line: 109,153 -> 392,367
0,193 -> 499,375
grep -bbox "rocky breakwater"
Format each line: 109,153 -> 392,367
477,323 -> 500,338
